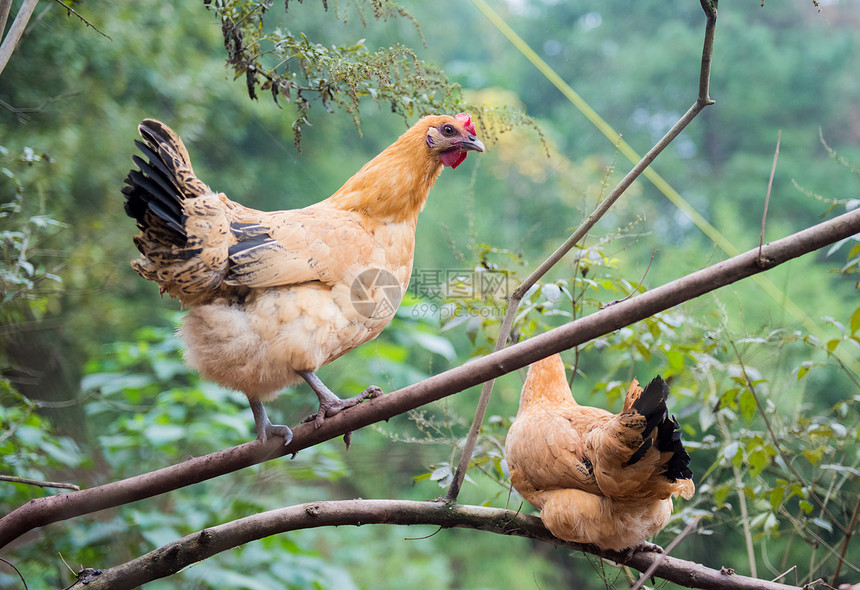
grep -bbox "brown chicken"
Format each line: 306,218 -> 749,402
505,354 -> 694,552
122,114 -> 484,445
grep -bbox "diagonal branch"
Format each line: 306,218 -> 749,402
0,0 -> 38,77
444,0 -> 718,502
65,499 -> 804,590
1,207 -> 857,551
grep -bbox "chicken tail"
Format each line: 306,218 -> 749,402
122,120 -> 230,302
122,119 -> 208,244
593,376 -> 695,502
626,377 -> 693,481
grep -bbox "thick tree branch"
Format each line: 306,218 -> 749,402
1,207 -> 857,551
65,500 -> 807,590
445,0 -> 718,502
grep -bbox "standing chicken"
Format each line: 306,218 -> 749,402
122,114 -> 484,445
505,354 -> 694,552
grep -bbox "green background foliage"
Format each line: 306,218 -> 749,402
1,0 -> 859,588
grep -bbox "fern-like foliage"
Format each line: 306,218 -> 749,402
206,0 -> 539,148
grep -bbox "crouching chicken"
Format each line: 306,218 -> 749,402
122,115 -> 484,445
505,354 -> 694,552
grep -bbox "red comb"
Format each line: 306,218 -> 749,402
455,113 -> 476,136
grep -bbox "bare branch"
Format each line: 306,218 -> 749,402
631,517 -> 702,590
0,0 -> 14,40
0,474 -> 79,491
48,0 -> 111,40
0,557 -> 28,590
444,0 -> 719,502
0,0 -> 38,77
2,207 -> 858,551
64,500 -> 804,590
833,494 -> 860,585
760,130 -> 781,260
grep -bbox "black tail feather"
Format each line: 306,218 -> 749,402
123,123 -> 188,247
631,376 -> 670,441
659,415 -> 693,481
128,156 -> 183,221
626,376 -> 693,481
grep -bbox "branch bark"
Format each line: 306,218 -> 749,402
0,0 -> 38,77
445,0 -> 718,502
2,207 -> 857,551
65,499 -> 805,590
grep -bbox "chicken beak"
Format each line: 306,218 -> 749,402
460,135 -> 485,153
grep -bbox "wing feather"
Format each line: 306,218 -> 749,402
222,207 -> 382,289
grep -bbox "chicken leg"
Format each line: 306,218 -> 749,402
297,370 -> 382,428
249,398 -> 294,445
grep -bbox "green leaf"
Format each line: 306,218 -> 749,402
666,348 -> 685,371
739,389 -> 757,422
748,447 -> 770,478
801,448 -> 824,466
409,331 -> 456,361
768,486 -> 785,512
714,483 -> 732,507
810,517 -> 833,534
850,306 -> 860,335
723,441 -> 742,468
719,388 -> 739,410
144,424 -> 186,445
634,342 -> 651,362
799,500 -> 814,514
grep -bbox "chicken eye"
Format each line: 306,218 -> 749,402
442,124 -> 455,136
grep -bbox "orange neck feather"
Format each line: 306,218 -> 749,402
326,122 -> 444,224
518,354 -> 578,414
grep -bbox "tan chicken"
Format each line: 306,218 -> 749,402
505,354 -> 694,552
122,114 -> 484,445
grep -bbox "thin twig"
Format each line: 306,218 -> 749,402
777,505 -> 860,578
717,410 -> 759,578
771,565 -> 797,584
630,517 -> 702,590
444,0 -> 719,503
832,493 -> 860,585
760,130 -> 781,262
49,0 -> 111,39
0,0 -> 39,76
602,248 -> 656,308
0,474 -> 80,491
0,557 -> 28,590
0,0 -> 14,39
730,341 -> 847,535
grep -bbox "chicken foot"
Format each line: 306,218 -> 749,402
249,398 -> 294,446
619,541 -> 664,564
297,370 -> 382,429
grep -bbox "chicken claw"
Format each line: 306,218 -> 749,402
619,541 -> 664,563
249,399 -> 293,446
297,370 -> 382,428
635,541 -> 664,554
